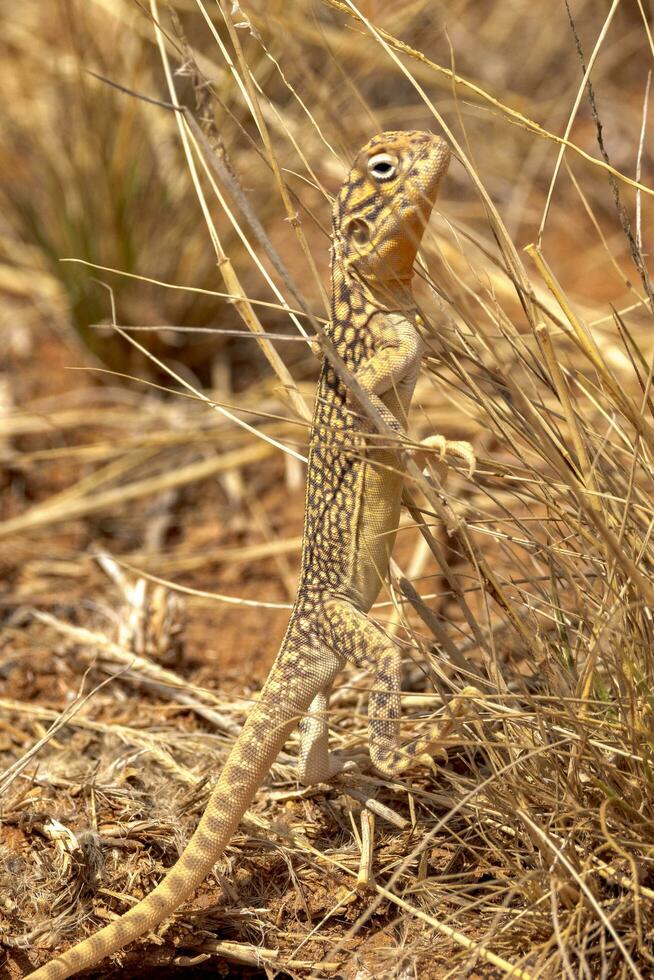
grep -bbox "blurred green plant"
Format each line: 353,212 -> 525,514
0,2 -> 274,379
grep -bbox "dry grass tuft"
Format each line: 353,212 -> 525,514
2,1 -> 654,977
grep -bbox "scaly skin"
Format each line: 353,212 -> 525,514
29,131 -> 472,979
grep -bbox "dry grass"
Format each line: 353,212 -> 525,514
2,1 -> 654,977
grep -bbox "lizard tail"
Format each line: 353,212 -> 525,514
28,656 -> 316,980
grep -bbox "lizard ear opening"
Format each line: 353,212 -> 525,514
345,217 -> 370,247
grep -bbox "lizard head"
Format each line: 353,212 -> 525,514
332,130 -> 450,292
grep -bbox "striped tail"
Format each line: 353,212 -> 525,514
27,649 -> 325,980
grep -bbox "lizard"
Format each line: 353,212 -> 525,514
29,130 -> 476,979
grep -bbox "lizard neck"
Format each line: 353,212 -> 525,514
329,262 -> 417,353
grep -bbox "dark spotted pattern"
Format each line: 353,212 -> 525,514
299,131 -> 450,600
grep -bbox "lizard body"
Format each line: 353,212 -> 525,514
29,130 -> 470,979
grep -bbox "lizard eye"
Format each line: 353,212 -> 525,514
367,152 -> 398,182
346,218 -> 370,246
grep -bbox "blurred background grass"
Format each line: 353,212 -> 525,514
3,1 -> 650,374
2,1 -> 654,978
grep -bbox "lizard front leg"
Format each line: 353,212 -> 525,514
350,315 -> 422,437
349,321 -> 475,479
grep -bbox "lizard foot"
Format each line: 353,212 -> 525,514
371,686 -> 481,779
419,434 -> 476,478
